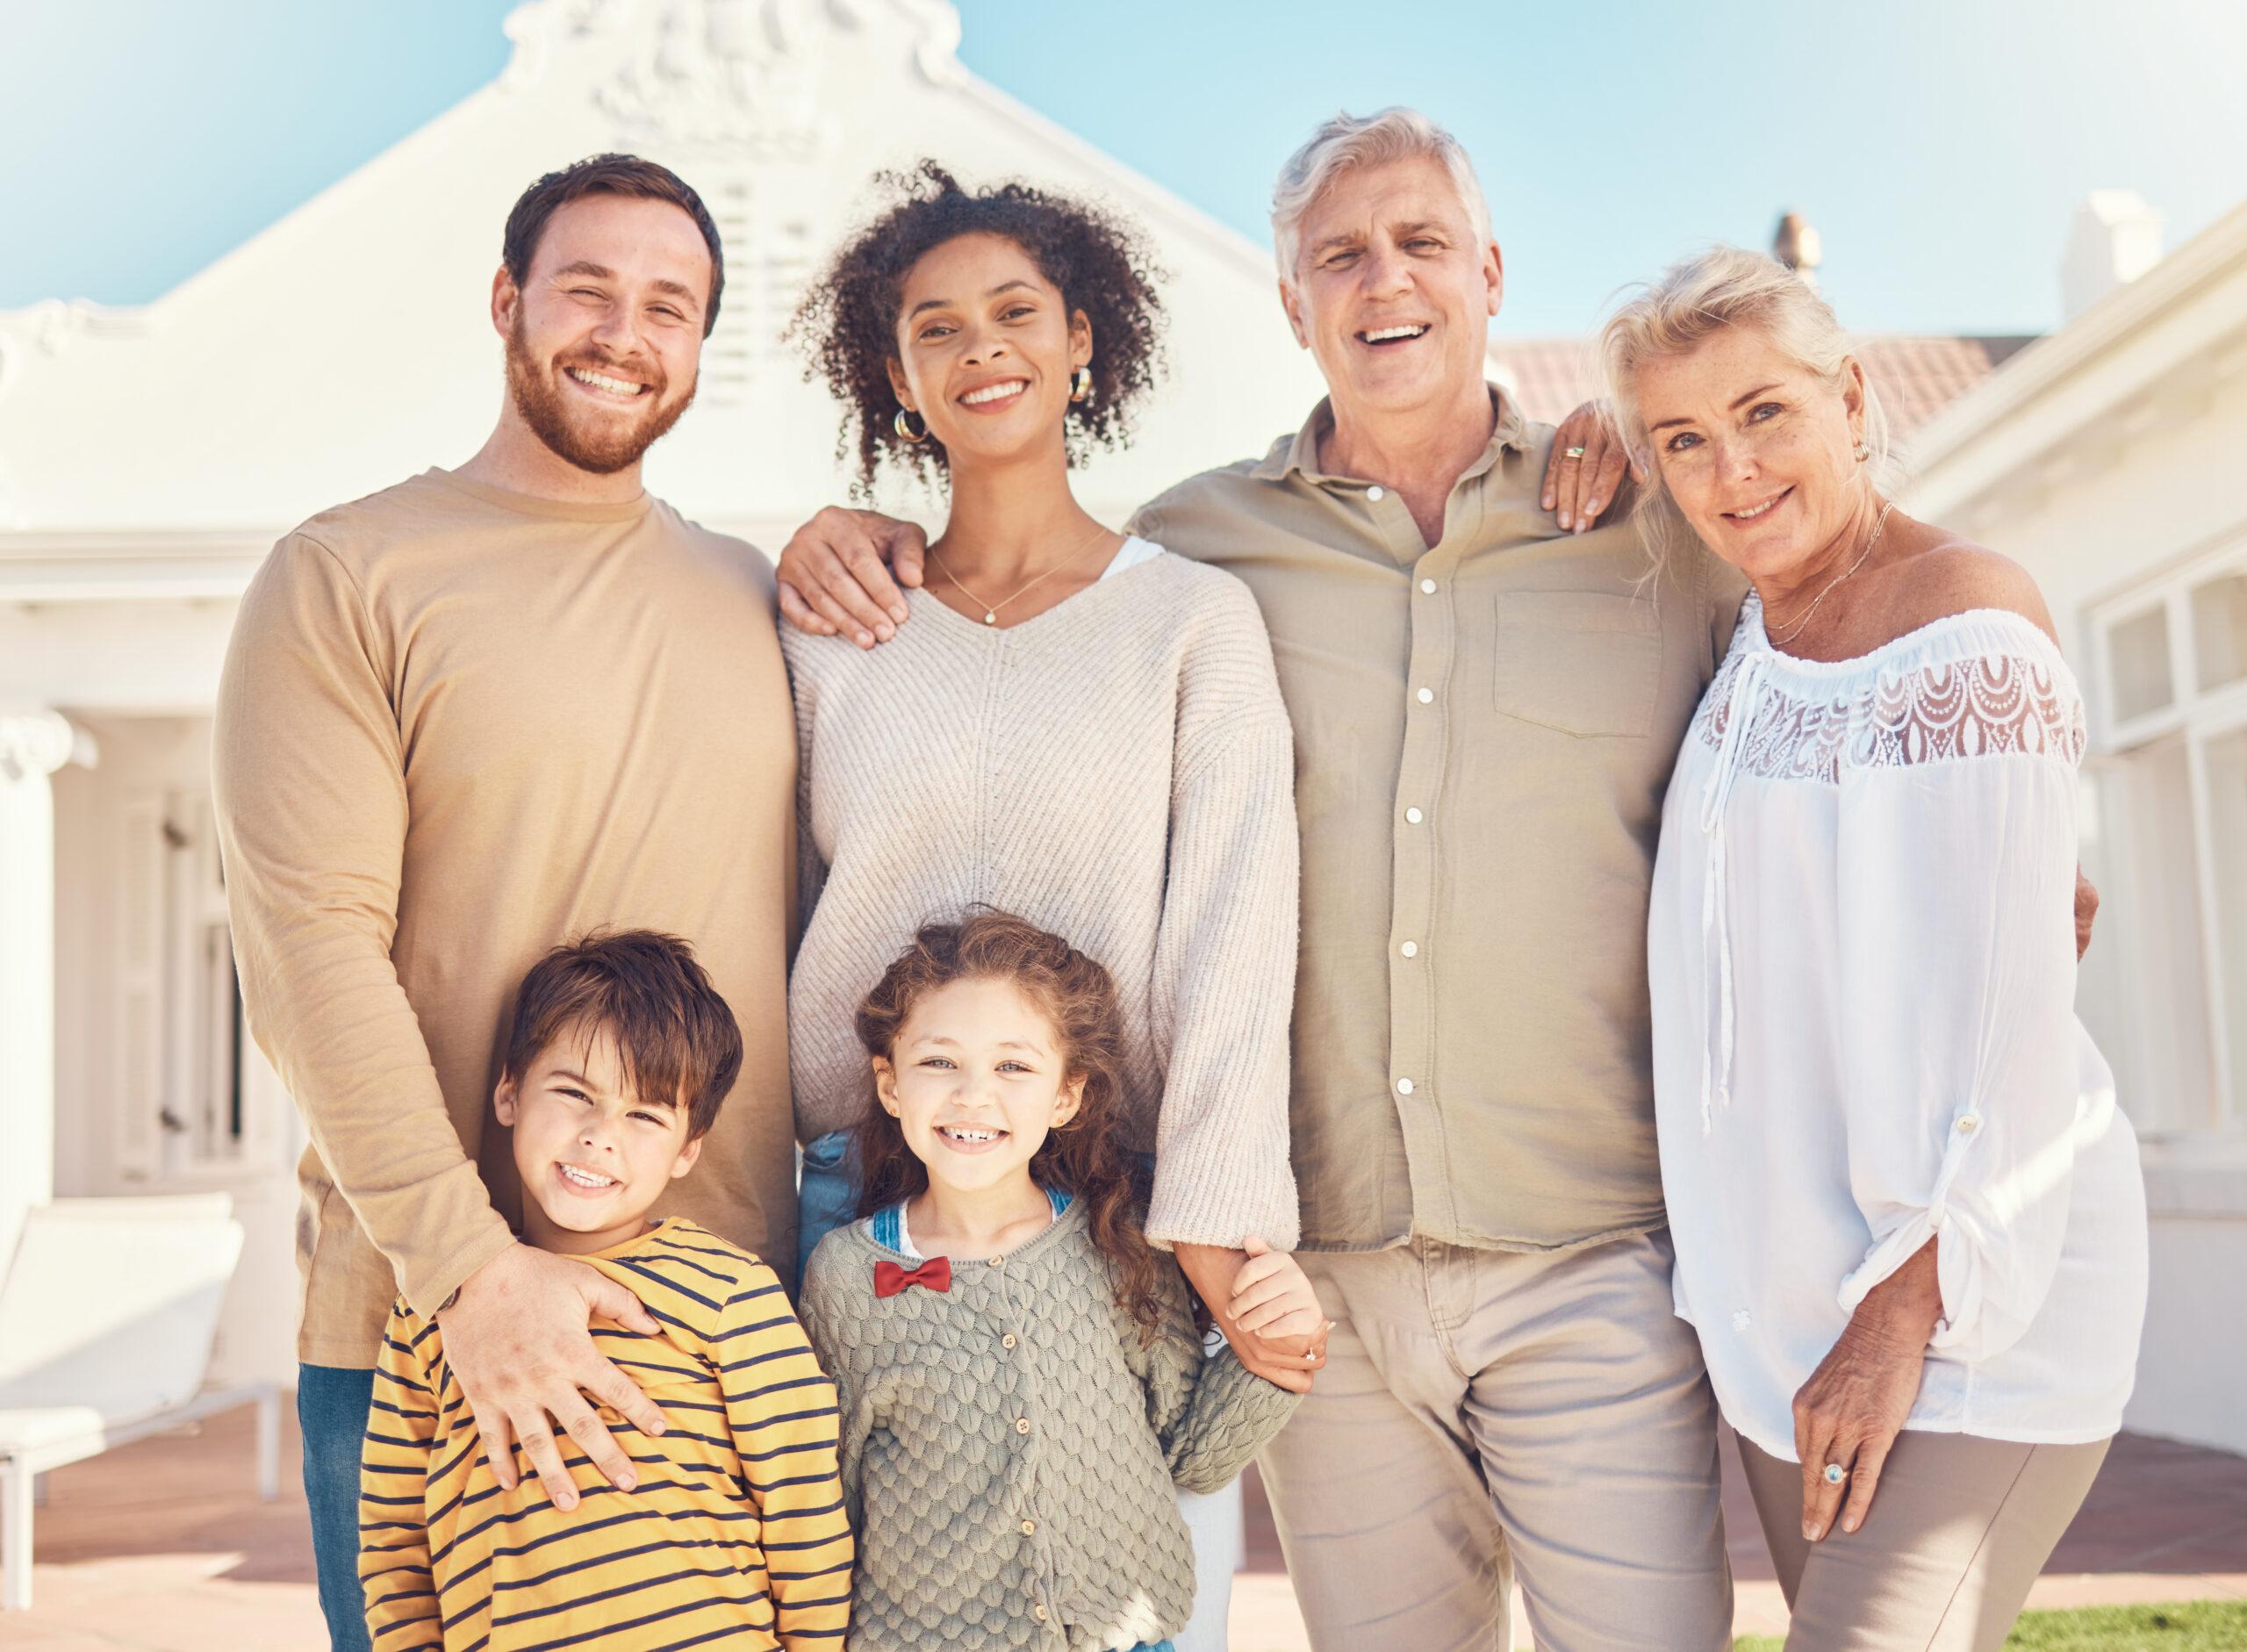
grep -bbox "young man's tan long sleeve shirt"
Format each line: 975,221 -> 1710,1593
214,469 -> 799,1367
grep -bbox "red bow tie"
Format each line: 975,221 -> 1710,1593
873,1256 -> 952,1298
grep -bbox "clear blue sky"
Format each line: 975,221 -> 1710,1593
4,0 -> 2243,337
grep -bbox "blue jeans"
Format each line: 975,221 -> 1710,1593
797,1128 -> 863,1296
298,1364 -> 377,1652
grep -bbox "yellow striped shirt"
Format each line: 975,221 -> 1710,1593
358,1218 -> 852,1651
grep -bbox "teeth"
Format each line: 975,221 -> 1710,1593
941,1127 -> 1001,1143
560,1165 -> 617,1188
961,381 -> 1027,406
1363,325 -> 1426,342
1733,492 -> 1785,520
568,367 -> 643,395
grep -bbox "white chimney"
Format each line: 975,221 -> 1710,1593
2061,191 -> 2165,320
1773,211 -> 1822,291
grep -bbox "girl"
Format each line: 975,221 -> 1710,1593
784,162 -> 1320,1644
799,912 -> 1319,1652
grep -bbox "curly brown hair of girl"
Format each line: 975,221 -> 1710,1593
787,160 -> 1168,499
851,909 -> 1170,1341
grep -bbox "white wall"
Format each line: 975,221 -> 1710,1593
1906,248 -> 2247,1454
52,715 -> 302,1388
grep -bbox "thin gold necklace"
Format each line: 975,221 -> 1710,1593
930,522 -> 1117,627
1766,499 -> 1896,647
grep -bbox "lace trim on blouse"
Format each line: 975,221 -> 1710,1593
1689,593 -> 2086,1133
1696,594 -> 2087,784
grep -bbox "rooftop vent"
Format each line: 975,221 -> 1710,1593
1773,211 -> 1822,291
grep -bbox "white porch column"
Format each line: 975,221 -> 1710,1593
0,711 -> 75,1266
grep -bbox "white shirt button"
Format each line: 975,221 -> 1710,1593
1732,1310 -> 1752,1332
1368,485 -> 1385,501
1955,1113 -> 1982,1136
1404,807 -> 1425,824
1396,1077 -> 1415,1095
1417,687 -> 1434,704
1400,941 -> 1418,958
1420,578 -> 1437,594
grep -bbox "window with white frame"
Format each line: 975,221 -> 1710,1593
2090,533 -> 2247,1138
119,788 -> 249,1174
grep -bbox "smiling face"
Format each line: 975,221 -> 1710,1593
496,192 -> 710,476
497,1020 -> 703,1254
1633,322 -> 1870,580
888,232 -> 1090,472
872,975 -> 1085,1201
1280,154 -> 1501,426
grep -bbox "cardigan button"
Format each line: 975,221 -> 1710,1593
988,1256 -> 1004,1268
1033,1605 -> 1050,1623
1021,1519 -> 1037,1535
1016,1417 -> 1032,1434
1002,1333 -> 1018,1349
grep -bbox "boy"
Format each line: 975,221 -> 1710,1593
357,931 -> 851,1650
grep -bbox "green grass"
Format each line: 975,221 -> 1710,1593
1732,1598 -> 2247,1650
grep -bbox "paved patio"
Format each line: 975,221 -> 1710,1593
4,1406 -> 2243,1649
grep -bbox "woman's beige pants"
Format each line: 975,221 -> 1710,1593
1738,1430 -> 2109,1650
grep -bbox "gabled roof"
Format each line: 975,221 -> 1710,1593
0,0 -> 1325,549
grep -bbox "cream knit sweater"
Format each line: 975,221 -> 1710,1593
782,544 -> 1302,1249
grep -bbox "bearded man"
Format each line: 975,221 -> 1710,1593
212,155 -> 800,1652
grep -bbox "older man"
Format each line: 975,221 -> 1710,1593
776,111 -> 1733,1650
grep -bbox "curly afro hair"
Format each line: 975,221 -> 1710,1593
790,161 -> 1167,497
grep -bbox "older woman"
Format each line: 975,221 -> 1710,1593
1604,248 -> 2149,1651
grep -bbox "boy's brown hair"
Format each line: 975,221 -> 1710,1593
503,930 -> 742,1138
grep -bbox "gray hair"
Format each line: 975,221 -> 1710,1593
1597,244 -> 1894,567
1270,107 -> 1494,277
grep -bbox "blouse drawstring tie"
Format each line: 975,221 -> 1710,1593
1697,647 -> 1772,1134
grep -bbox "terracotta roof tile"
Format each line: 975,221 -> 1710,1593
1487,333 -> 2039,443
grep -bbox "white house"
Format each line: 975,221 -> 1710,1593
10,0 -> 2218,1457
1906,198 -> 2247,1454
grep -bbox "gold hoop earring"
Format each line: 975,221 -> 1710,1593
1069,365 -> 1093,405
1853,438 -> 1870,463
894,405 -> 929,444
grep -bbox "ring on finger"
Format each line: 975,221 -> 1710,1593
1564,445 -> 1588,459
1823,1462 -> 1848,1485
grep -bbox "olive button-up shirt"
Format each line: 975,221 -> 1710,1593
1131,389 -> 1745,1253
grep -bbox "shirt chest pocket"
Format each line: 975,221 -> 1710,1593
1490,590 -> 1662,737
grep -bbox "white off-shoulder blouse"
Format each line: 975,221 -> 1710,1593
1649,593 -> 2148,1462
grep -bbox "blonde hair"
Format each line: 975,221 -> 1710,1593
1270,107 -> 1493,277
1597,245 -> 1892,566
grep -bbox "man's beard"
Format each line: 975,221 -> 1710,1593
505,316 -> 696,476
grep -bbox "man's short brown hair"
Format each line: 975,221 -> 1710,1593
502,930 -> 742,1138
502,154 -> 726,336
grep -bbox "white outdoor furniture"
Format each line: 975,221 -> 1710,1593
0,1193 -> 279,1612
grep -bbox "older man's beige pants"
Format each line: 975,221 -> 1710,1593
1738,1431 -> 2108,1650
1259,1231 -> 1732,1651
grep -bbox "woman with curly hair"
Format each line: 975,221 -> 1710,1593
783,163 -> 1319,1649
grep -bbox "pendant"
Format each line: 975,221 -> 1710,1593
983,612 -> 996,625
